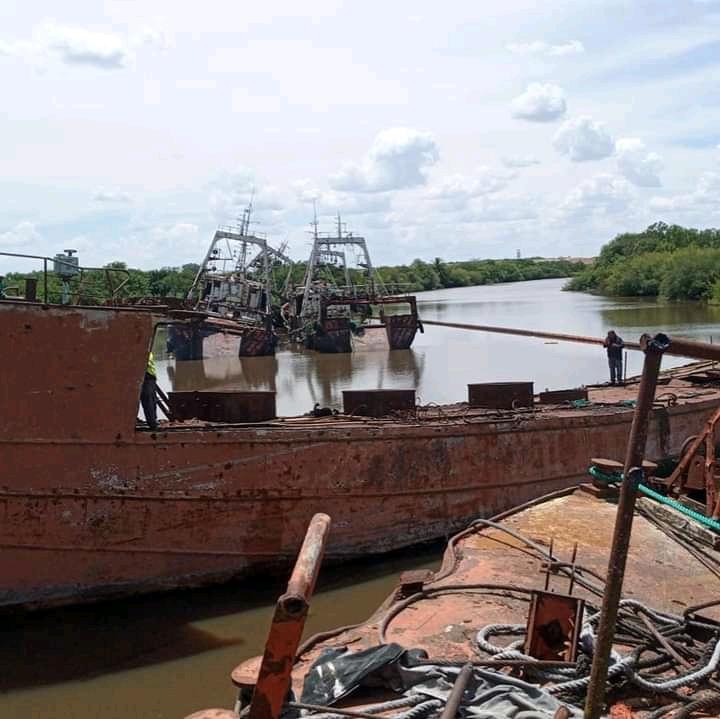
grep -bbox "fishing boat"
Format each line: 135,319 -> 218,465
167,204 -> 293,360
2,293 -> 720,611
286,216 -> 421,353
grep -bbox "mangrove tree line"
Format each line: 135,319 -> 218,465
565,222 -> 720,301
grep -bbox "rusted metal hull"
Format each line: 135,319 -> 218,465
306,318 -> 352,353
2,300 -> 719,611
307,296 -> 420,353
168,323 -> 275,360
385,314 -> 418,350
2,400 -> 717,610
238,327 -> 277,357
278,490 -> 720,711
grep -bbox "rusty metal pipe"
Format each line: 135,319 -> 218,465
440,663 -> 474,719
422,320 -> 641,351
664,336 -> 720,362
248,513 -> 332,719
584,332 -> 668,719
422,321 -> 720,362
286,513 -> 331,600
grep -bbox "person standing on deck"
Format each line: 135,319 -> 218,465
140,351 -> 159,430
604,330 -> 625,385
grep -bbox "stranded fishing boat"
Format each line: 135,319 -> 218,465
3,292 -> 720,611
286,216 -> 422,353
200,486 -> 720,719
167,205 -> 293,360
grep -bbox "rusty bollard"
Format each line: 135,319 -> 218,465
247,513 -> 332,719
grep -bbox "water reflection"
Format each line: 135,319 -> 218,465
160,347 -> 424,416
600,302 -> 720,339
156,279 -> 720,415
168,356 -> 279,392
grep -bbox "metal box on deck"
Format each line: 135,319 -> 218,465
53,252 -> 79,278
538,387 -> 588,404
168,391 -> 276,423
342,389 -> 416,417
467,382 -> 534,409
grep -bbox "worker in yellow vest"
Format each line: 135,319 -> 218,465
140,351 -> 159,430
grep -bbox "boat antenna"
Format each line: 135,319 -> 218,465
312,199 -> 319,240
246,188 -> 255,235
336,212 -> 342,240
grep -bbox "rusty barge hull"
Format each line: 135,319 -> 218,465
2,300 -> 719,611
167,323 -> 276,360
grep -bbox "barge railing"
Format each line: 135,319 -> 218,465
0,251 -> 131,304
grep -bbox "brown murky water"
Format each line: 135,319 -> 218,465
157,278 -> 720,414
4,279 -> 720,719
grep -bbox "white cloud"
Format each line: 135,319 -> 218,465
428,167 -> 514,206
0,22 -> 165,70
553,116 -> 615,161
461,195 -> 538,223
160,222 -> 199,239
559,173 -> 634,218
208,167 -> 263,220
510,83 -> 567,122
0,221 -> 41,248
615,138 -> 663,187
507,40 -> 585,57
502,155 -> 541,168
329,127 -> 439,192
651,172 -> 720,212
93,190 -> 132,203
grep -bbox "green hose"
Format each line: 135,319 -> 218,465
588,465 -> 720,533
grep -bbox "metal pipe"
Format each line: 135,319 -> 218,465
439,663 -> 473,719
584,332 -> 669,719
422,320 -> 720,362
248,513 -> 332,719
421,319 -> 640,350
288,702 -> 402,719
665,336 -> 720,363
286,513 -> 331,600
636,613 -> 691,669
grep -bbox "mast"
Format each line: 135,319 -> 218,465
300,201 -> 321,317
337,214 -> 351,290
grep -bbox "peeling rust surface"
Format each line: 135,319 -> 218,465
287,491 -> 720,699
3,301 -> 720,610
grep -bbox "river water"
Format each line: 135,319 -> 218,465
4,278 -> 720,719
158,278 -> 720,414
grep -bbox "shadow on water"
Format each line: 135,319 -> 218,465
0,542 -> 441,693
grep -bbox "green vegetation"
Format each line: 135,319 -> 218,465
2,256 -> 584,305
2,262 -> 200,305
275,257 -> 585,294
377,257 -> 584,292
565,222 -> 720,301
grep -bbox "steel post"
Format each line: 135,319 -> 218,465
584,333 -> 669,719
248,513 -> 331,719
439,663 -> 474,719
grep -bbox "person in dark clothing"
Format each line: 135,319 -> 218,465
604,330 -> 625,385
140,352 -> 159,430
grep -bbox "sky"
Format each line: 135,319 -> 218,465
1,0 -> 720,271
